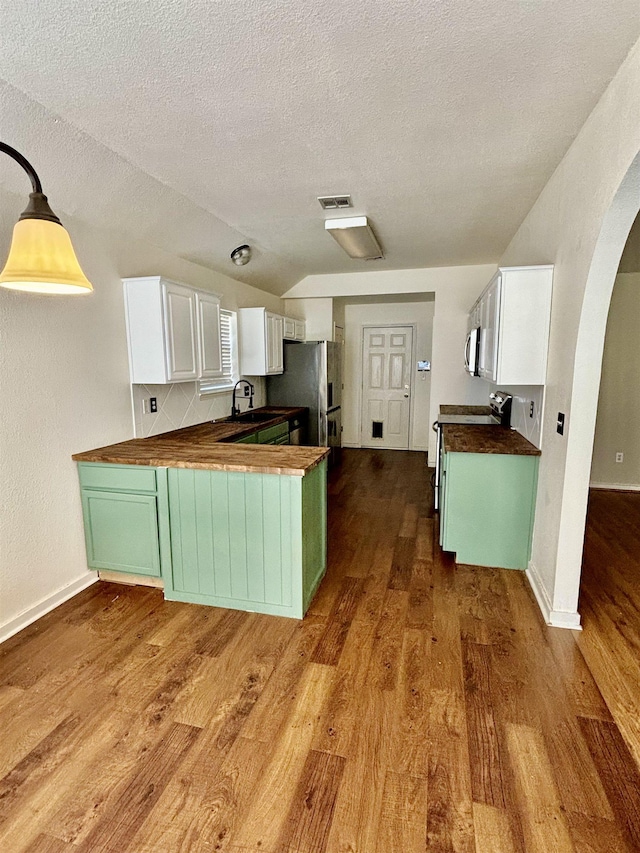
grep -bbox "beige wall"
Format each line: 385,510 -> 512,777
0,199 -> 284,641
498,38 -> 640,627
283,264 -> 497,461
618,210 -> 640,273
342,299 -> 435,451
284,297 -> 335,341
591,273 -> 640,488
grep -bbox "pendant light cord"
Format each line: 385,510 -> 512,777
0,142 -> 43,194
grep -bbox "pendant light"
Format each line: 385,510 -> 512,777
0,142 -> 93,294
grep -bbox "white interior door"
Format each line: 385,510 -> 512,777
361,326 -> 413,449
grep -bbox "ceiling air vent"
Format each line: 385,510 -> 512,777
317,195 -> 352,210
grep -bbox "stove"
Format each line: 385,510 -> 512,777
436,413 -> 497,426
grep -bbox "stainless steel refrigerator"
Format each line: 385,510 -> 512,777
266,341 -> 342,465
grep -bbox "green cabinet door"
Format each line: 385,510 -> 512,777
440,452 -> 538,570
80,489 -> 161,575
77,462 -> 171,579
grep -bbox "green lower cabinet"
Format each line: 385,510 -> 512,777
234,432 -> 258,444
77,463 -> 170,579
440,452 -> 538,570
233,420 -> 291,445
256,421 -> 290,444
164,460 -> 327,618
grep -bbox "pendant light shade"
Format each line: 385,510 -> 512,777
0,142 -> 93,295
0,217 -> 93,294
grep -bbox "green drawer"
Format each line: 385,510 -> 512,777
235,432 -> 258,444
257,422 -> 289,444
78,463 -> 157,494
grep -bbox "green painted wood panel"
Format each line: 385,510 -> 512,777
80,489 -> 161,575
440,452 -> 538,570
302,461 -> 327,610
78,463 -> 157,493
235,432 -> 258,443
257,422 -> 289,444
164,462 -> 326,618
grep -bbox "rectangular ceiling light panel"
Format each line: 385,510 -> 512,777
324,216 -> 384,260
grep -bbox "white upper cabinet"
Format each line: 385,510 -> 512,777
471,265 -> 553,386
283,316 -> 305,341
238,308 -> 285,375
283,316 -> 296,340
196,290 -> 222,379
294,320 -> 305,341
123,276 -> 222,384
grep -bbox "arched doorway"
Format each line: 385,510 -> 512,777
553,151 -> 640,622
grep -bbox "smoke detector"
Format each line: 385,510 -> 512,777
317,195 -> 352,210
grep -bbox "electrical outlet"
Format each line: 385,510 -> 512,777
529,401 -> 534,418
244,386 -> 251,396
616,452 -> 624,463
150,397 -> 157,413
556,413 -> 565,435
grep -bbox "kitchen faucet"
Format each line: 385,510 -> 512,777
231,379 -> 255,418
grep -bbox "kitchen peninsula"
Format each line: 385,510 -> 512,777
72,408 -> 328,619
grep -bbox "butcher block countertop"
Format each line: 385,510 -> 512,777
440,405 -> 493,415
443,424 -> 541,456
72,407 -> 329,476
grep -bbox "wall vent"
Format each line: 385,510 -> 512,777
317,195 -> 352,210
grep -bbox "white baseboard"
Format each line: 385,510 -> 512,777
0,573 -> 98,644
526,561 -> 582,630
589,481 -> 640,492
98,570 -> 163,589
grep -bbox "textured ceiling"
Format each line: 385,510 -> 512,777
0,1 -> 639,294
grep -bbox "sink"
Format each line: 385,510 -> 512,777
231,411 -> 276,424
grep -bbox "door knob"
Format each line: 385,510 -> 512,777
404,394 -> 409,398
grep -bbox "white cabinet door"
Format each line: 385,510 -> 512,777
294,320 -> 305,341
163,282 -> 199,381
283,317 -> 296,340
266,313 -> 284,374
478,274 -> 501,382
196,291 -> 222,379
238,308 -> 285,375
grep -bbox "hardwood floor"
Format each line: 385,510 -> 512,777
2,451 -> 640,852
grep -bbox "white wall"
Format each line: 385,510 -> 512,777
0,197 -> 284,641
590,273 -> 640,488
342,299 -> 434,451
284,297 -> 335,341
497,37 -> 640,627
283,264 -> 496,461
